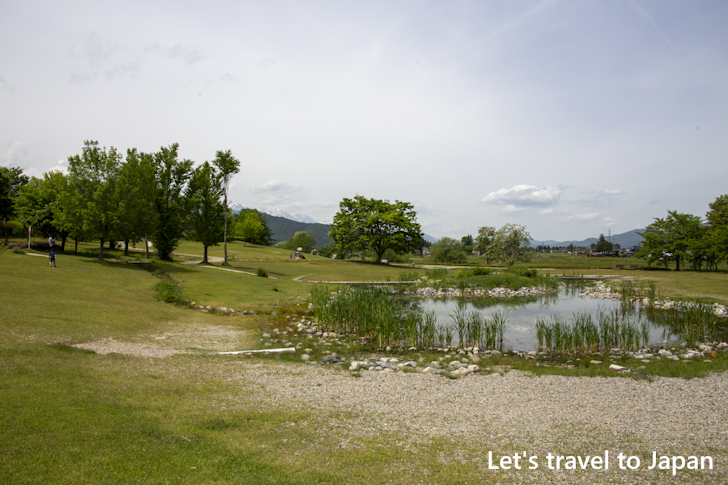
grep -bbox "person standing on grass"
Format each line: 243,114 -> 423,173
49,249 -> 56,268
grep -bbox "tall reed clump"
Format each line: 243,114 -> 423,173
444,307 -> 509,351
533,308 -> 654,356
310,284 -> 402,348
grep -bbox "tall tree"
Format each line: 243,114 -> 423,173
0,167 -> 28,240
329,196 -> 422,263
150,144 -> 193,260
64,141 -> 122,261
15,171 -> 69,249
116,149 -> 158,256
706,194 -> 728,264
284,231 -> 317,253
212,150 -> 240,265
184,162 -> 224,263
637,211 -> 703,270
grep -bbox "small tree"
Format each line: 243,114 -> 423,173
493,224 -> 532,266
594,234 -> 613,253
430,237 -> 466,263
284,231 -> 317,253
475,226 -> 497,264
235,210 -> 263,246
212,150 -> 240,265
116,149 -> 158,256
184,162 -> 224,264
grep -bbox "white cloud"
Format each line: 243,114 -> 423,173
541,208 -> 554,215
483,185 -> 560,207
600,189 -> 625,196
503,204 -> 526,214
565,212 -> 600,223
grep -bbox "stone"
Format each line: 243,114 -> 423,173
467,364 -> 481,373
322,353 -> 341,363
590,360 -> 603,365
349,362 -> 361,371
301,354 -> 310,361
490,350 -> 502,357
422,367 -> 436,374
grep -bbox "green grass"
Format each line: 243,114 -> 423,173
1,247 -> 505,484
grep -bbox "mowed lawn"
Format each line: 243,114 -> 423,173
2,249 -> 486,485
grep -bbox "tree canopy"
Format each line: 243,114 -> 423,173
430,237 -> 466,264
184,162 -> 224,263
329,196 -> 422,263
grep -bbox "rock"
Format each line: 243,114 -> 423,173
668,355 -> 680,361
422,367 -> 436,374
408,346 -> 417,351
349,362 -> 361,371
322,353 -> 341,363
590,360 -> 603,365
658,349 -> 673,357
467,364 -> 481,373
490,350 -> 502,357
448,360 -> 460,369
452,367 -> 470,376
301,354 -> 310,361
609,364 -> 628,372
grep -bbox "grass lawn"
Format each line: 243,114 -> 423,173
4,241 -> 728,484
1,248 -> 495,485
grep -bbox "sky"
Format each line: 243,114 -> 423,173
1,0 -> 727,242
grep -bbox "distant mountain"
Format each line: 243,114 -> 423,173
531,229 -> 644,248
423,234 -> 438,243
229,203 -> 327,224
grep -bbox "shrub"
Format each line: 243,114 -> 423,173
429,237 -> 466,264
256,268 -> 268,278
154,281 -> 189,305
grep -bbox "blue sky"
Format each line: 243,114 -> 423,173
1,0 -> 726,241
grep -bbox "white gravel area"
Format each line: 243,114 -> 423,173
230,361 -> 728,484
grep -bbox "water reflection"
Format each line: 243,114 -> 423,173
412,290 -> 727,352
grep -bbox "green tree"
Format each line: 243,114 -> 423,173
235,210 -> 263,246
474,226 -> 497,264
0,166 -> 28,223
493,224 -> 533,266
212,150 -> 241,265
284,231 -> 317,253
150,144 -> 193,260
115,149 -> 158,256
184,162 -> 224,264
594,234 -> 613,253
329,196 -> 422,263
429,237 -> 466,263
638,211 -> 702,271
706,194 -> 728,264
64,141 -> 122,260
15,171 -> 69,248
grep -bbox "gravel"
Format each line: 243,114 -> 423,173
76,333 -> 728,483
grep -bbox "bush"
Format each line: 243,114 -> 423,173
505,266 -> 537,278
154,281 -> 189,305
429,237 -> 466,264
256,268 -> 268,278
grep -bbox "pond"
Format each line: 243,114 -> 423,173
413,290 -> 686,352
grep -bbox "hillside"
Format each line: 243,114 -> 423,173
263,213 -> 333,246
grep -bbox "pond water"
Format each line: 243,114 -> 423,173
413,290 -> 675,352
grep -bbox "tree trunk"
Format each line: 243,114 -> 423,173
74,239 -> 78,254
108,239 -> 114,250
124,239 -> 129,256
61,235 -> 67,251
145,234 -> 149,259
203,245 -> 208,264
223,195 -> 228,265
99,239 -> 104,261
